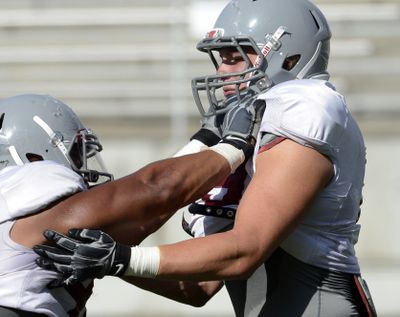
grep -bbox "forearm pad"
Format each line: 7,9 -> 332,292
124,246 -> 160,278
221,136 -> 254,161
190,128 -> 220,147
173,129 -> 220,157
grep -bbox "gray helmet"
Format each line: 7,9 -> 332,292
0,94 -> 113,184
192,0 -> 332,116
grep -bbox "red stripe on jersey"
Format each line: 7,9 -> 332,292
258,136 -> 287,154
354,275 -> 376,317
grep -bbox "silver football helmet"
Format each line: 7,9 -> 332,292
0,94 -> 113,184
192,0 -> 332,116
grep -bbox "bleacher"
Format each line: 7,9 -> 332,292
0,0 -> 399,133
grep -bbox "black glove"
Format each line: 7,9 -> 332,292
220,96 -> 266,160
33,229 -> 131,287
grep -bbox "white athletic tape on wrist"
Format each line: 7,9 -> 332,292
208,143 -> 245,172
124,246 -> 160,278
173,140 -> 207,157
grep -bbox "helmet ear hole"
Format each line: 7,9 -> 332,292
282,54 -> 301,71
0,113 -> 5,130
26,153 -> 44,162
310,10 -> 321,30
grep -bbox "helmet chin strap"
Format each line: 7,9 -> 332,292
34,116 -> 110,184
247,26 -> 287,91
254,26 -> 288,68
33,115 -> 72,165
8,146 -> 24,165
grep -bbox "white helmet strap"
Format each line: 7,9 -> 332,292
8,146 -> 24,165
33,115 -> 71,163
254,26 -> 287,68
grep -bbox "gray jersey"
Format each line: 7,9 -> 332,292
0,160 -> 87,316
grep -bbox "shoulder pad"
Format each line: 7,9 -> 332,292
257,80 -> 349,156
0,160 -> 86,222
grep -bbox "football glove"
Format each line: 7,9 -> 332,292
33,228 -> 131,287
220,96 -> 266,160
190,109 -> 225,147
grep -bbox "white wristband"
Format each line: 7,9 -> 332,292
208,143 -> 245,172
124,246 -> 160,278
173,140 -> 207,157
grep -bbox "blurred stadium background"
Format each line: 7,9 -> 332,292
0,0 -> 398,316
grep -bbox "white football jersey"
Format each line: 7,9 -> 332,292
254,79 -> 366,273
187,79 -> 366,317
0,160 -> 87,316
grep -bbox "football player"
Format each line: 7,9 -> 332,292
35,0 -> 377,316
0,92 -> 263,316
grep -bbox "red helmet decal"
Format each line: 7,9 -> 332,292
205,28 -> 225,39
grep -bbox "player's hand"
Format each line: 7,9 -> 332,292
33,228 -> 131,287
190,93 -> 259,147
190,107 -> 225,147
220,95 -> 266,159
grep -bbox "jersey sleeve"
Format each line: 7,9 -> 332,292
257,80 -> 349,159
0,160 -> 87,222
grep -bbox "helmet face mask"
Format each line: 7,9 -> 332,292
67,129 -> 112,185
0,94 -> 113,185
192,36 -> 269,117
192,0 -> 331,117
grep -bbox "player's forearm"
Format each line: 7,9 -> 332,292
49,150 -> 231,245
132,151 -> 231,211
106,152 -> 231,243
156,231 -> 261,281
120,228 -> 262,282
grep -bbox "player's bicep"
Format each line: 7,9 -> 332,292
233,139 -> 333,261
11,185 -> 121,248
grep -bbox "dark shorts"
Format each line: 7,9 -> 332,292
225,248 -> 375,317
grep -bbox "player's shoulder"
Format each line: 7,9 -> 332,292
0,161 -> 87,222
0,160 -> 87,198
0,160 -> 82,182
257,79 -> 351,150
259,79 -> 346,116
